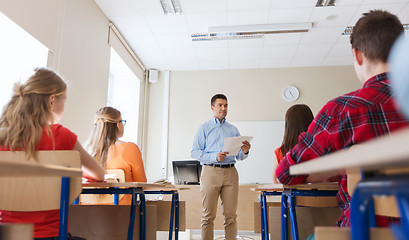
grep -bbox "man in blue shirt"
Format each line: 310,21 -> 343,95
191,94 -> 251,240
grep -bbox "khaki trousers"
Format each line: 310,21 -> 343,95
200,165 -> 239,240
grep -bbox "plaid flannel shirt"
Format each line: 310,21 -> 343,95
276,72 -> 409,227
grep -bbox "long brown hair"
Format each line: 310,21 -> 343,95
86,107 -> 122,167
280,104 -> 314,156
0,68 -> 67,159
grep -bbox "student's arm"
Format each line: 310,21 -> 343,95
127,143 -> 147,182
272,154 -> 280,184
73,141 -> 105,181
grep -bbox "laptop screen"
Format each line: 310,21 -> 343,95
172,160 -> 202,185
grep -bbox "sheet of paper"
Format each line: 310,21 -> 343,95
222,136 -> 253,156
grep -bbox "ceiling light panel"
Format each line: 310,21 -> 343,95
159,0 -> 182,15
209,23 -> 312,35
316,0 -> 337,7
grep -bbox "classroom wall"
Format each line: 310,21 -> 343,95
0,1 -> 362,183
145,66 -> 362,181
0,0 -> 111,143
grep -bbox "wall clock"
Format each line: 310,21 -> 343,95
283,86 -> 299,102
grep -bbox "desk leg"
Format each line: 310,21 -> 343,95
59,177 -> 70,240
140,192 -> 146,240
169,192 -> 176,240
114,187 -> 119,205
259,193 -> 265,240
351,186 -> 371,240
128,188 -> 138,240
281,194 -> 288,240
369,198 -> 376,228
174,191 -> 179,240
288,194 -> 299,240
260,192 -> 269,240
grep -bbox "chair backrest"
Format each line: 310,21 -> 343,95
0,151 -> 82,211
347,169 -> 400,217
107,169 -> 125,183
80,168 -> 125,204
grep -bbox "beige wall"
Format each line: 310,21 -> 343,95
0,0 -> 111,142
145,66 -> 362,180
0,1 -> 362,182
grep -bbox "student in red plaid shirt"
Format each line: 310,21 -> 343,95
275,10 -> 409,227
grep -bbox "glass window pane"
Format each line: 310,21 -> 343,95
0,12 -> 48,111
108,48 -> 141,142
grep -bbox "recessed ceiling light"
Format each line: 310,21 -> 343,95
159,0 -> 182,15
326,14 -> 338,21
316,0 -> 336,7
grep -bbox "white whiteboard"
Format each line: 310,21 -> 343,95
231,121 -> 285,184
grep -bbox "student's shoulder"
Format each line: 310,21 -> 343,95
322,88 -> 363,114
51,124 -> 77,138
122,142 -> 140,150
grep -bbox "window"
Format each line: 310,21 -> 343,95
0,11 -> 48,110
107,48 -> 141,142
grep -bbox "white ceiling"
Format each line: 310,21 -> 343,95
95,0 -> 409,71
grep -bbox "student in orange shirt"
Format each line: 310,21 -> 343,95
87,106 -> 147,204
273,104 -> 313,183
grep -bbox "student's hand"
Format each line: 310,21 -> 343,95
217,152 -> 229,162
241,140 -> 251,154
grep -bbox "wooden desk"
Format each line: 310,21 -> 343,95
253,183 -> 339,192
253,183 -> 338,240
289,127 -> 409,240
290,128 -> 409,176
81,182 -> 185,240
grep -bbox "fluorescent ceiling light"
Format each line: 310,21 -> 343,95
191,23 -> 312,42
342,24 -> 409,35
208,23 -> 312,35
191,33 -> 264,42
316,0 -> 337,7
159,0 -> 182,15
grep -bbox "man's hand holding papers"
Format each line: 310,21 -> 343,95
222,136 -> 253,156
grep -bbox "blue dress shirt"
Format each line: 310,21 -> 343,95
191,118 -> 248,165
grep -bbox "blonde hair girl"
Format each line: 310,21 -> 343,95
87,106 -> 123,167
0,68 -> 66,159
87,106 -> 147,203
0,68 -> 104,239
0,68 -> 104,180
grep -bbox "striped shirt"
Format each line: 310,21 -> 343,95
276,72 -> 409,227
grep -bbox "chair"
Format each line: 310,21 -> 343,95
347,168 -> 400,218
80,168 -> 125,204
0,150 -> 82,239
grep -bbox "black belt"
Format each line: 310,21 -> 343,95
204,163 -> 235,168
